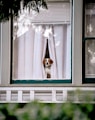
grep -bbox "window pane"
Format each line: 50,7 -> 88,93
85,3 -> 95,37
12,1 -> 72,81
85,40 -> 95,78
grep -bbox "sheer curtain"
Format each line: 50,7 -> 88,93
24,27 -> 35,79
65,25 -> 71,79
15,27 -> 35,79
48,26 -> 58,79
13,24 -> 71,80
52,24 -> 71,79
32,26 -> 47,79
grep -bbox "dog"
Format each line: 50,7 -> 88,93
43,58 -> 53,78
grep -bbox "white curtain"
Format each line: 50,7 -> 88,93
33,26 -> 47,79
53,25 -> 65,79
53,25 -> 71,79
13,24 -> 71,80
24,27 -> 35,79
17,35 -> 25,79
17,27 -> 35,79
65,25 -> 71,79
48,26 -> 58,79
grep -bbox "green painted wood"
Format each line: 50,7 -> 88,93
12,80 -> 71,84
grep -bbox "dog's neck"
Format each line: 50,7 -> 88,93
45,65 -> 51,68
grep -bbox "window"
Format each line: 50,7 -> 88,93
83,0 -> 95,83
11,0 -> 72,84
0,0 -> 84,86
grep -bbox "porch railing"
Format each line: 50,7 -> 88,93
0,87 -> 95,103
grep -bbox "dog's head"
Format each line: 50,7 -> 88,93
43,58 -> 53,67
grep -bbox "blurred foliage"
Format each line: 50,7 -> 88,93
0,0 -> 47,22
0,101 -> 95,120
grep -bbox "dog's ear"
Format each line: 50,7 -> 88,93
50,59 -> 53,64
43,59 -> 46,65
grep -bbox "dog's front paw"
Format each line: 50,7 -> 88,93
47,73 -> 51,78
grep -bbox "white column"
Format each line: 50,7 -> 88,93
18,90 -> 22,102
30,90 -> 35,101
1,21 -> 10,85
63,90 -> 67,101
72,0 -> 83,85
52,90 -> 56,102
6,91 -> 11,102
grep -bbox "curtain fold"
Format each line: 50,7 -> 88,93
33,25 -> 47,79
65,25 -> 71,79
48,26 -> 58,79
53,25 -> 64,79
17,35 -> 25,79
24,27 -> 35,79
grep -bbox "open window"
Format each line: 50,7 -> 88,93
11,0 -> 72,84
83,0 -> 95,83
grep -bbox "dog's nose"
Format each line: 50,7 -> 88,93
47,62 -> 48,65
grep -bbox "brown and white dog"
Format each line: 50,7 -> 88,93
43,58 -> 53,78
